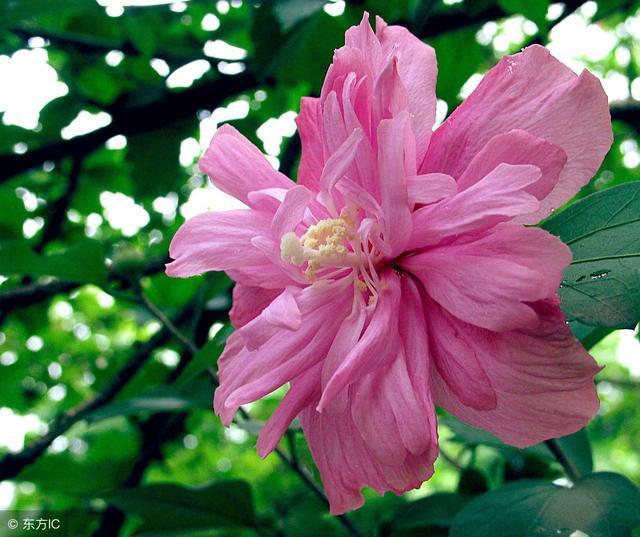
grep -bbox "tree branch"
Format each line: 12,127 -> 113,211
0,256 -> 168,313
0,72 -> 258,182
11,25 -> 194,63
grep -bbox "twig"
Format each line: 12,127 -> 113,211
140,290 -> 199,355
544,438 -> 582,482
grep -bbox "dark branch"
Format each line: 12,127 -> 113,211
611,100 -> 640,131
0,72 -> 258,182
0,256 -> 168,313
11,25 -> 194,63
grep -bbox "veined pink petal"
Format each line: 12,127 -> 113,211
409,163 -> 541,249
376,16 -> 437,163
319,128 -> 364,192
200,124 -> 293,205
318,271 -> 402,411
426,300 -> 497,410
271,185 -> 313,239
296,97 -> 325,191
377,112 -> 412,256
229,284 -> 281,329
256,363 -> 322,458
458,129 -> 567,224
432,299 -> 601,447
423,45 -> 612,222
445,223 -> 572,297
401,249 -> 546,332
406,173 -> 457,205
166,209 -> 272,278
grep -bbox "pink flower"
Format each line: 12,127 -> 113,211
167,15 -> 612,514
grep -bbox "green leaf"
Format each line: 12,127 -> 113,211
42,240 -> 109,285
431,27 -> 487,106
390,493 -> 470,536
450,472 -> 640,537
99,480 -> 256,532
545,428 -> 593,476
273,0 -> 325,32
444,416 -> 592,471
497,0 -> 549,29
569,321 -> 613,350
85,384 -> 211,422
127,122 -> 192,198
175,324 -> 233,387
542,181 -> 640,329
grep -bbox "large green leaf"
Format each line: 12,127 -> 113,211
444,416 -> 592,474
273,0 -> 325,32
99,480 -> 256,533
389,493 -> 470,536
542,181 -> 640,329
175,324 -> 233,387
497,0 -> 549,29
85,384 -> 211,422
0,240 -> 108,285
450,472 -> 640,537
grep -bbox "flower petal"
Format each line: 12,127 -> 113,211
402,236 -> 552,332
423,45 -> 612,221
200,124 -> 293,205
318,271 -> 402,411
458,129 -> 567,224
229,284 -> 281,329
166,209 -> 271,278
376,16 -> 437,163
296,97 -> 325,191
426,299 -> 497,410
432,299 -> 601,448
378,112 -> 413,256
406,173 -> 457,205
409,163 -> 540,249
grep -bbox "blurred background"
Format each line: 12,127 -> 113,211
0,0 -> 639,535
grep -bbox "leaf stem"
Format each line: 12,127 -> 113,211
545,439 -> 582,482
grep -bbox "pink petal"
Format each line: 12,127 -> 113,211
376,16 -> 437,163
377,113 -> 412,256
432,299 -> 601,448
271,185 -> 313,239
296,97 -> 325,191
319,128 -> 364,192
301,374 -> 437,515
166,209 -> 271,278
229,284 -> 281,329
214,284 -> 352,420
256,363 -> 322,458
458,129 -> 567,224
317,271 -> 401,411
409,163 -> 540,249
406,173 -> 457,205
447,223 -> 572,297
426,299 -> 497,410
423,45 -> 612,221
401,245 -> 548,332
200,124 -> 293,205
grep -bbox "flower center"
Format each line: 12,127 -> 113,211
280,212 -> 357,278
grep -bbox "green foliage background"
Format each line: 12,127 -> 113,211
0,0 -> 639,535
